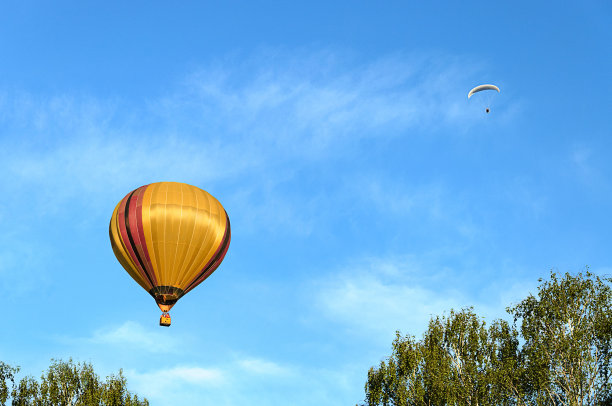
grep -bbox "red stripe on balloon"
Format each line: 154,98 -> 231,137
116,193 -> 152,288
131,185 -> 158,286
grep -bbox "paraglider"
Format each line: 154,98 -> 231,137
109,182 -> 231,327
468,84 -> 500,113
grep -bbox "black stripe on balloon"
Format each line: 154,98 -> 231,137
184,211 -> 231,293
124,190 -> 155,288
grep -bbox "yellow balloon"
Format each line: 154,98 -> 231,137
109,182 -> 230,325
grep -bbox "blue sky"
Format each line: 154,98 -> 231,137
0,1 -> 610,405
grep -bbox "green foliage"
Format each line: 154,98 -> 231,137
362,270 -> 612,406
0,362 -> 20,405
0,358 -> 148,406
10,376 -> 38,406
364,309 -> 522,406
507,269 -> 612,406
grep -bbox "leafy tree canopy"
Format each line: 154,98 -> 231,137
361,269 -> 612,406
0,358 -> 148,406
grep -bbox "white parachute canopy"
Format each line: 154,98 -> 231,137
468,84 -> 500,113
467,84 -> 500,99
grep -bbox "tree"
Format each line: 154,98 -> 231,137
0,358 -> 148,406
508,270 -> 612,406
363,308 -> 522,406
361,270 -> 612,406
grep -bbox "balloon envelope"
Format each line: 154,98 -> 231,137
109,182 -> 231,312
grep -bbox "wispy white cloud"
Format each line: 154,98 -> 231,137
126,365 -> 227,404
166,52 -> 477,151
237,357 -> 290,376
54,321 -> 186,355
124,356 -> 361,406
311,257 -> 465,339
0,51 -> 482,238
309,255 -> 541,341
0,131 -> 261,217
123,355 -> 290,405
129,365 -> 225,387
90,321 -> 180,352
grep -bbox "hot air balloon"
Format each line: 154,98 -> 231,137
109,182 -> 231,327
468,84 -> 500,113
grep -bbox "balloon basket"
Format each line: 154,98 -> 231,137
159,312 -> 171,327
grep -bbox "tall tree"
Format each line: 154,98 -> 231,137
361,270 -> 612,406
508,270 -> 612,406
363,308 -> 522,406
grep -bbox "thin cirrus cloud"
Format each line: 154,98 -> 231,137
0,51 -> 479,230
237,357 -> 291,376
52,321 -> 294,403
125,365 -> 227,405
124,357 -> 358,406
128,365 -> 226,387
51,321 -> 186,355
311,259 -> 465,339
162,51 -> 477,151
89,321 -> 183,353
308,255 -> 538,341
124,357 -> 295,405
